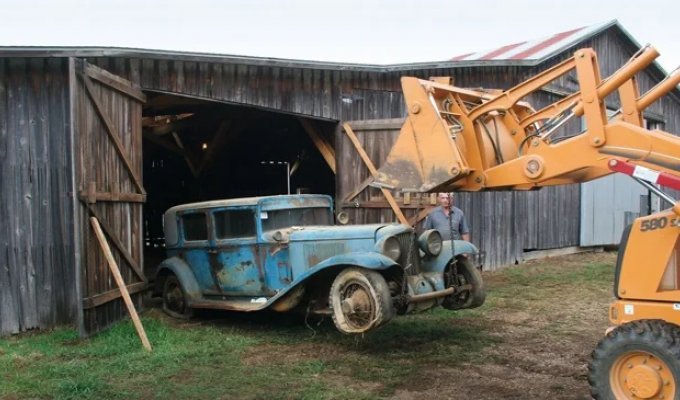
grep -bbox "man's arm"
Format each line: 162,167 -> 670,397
459,211 -> 471,242
422,213 -> 434,231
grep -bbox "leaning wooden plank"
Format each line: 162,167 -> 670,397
82,282 -> 148,310
342,123 -> 409,225
343,175 -> 374,203
298,118 -> 336,173
84,203 -> 147,283
90,217 -> 152,352
409,207 -> 434,226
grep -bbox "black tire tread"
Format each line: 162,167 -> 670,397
162,275 -> 195,320
588,319 -> 680,400
443,258 -> 486,310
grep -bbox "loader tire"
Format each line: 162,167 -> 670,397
588,319 -> 680,400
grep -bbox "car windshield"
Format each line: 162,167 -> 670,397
262,207 -> 331,231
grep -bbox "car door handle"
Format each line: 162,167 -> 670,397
207,249 -> 219,254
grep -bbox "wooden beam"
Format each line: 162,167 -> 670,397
90,217 -> 152,352
409,207 -> 435,226
342,123 -> 409,225
85,64 -> 146,103
82,74 -> 146,195
143,129 -> 185,157
142,129 -> 199,177
146,117 -> 196,136
197,119 -> 237,175
172,132 -> 199,178
78,190 -> 146,203
341,201 -> 431,209
298,118 -> 336,173
82,203 -> 147,283
82,282 -> 148,309
344,118 -> 405,131
343,176 -> 374,203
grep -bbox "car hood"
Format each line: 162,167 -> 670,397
284,224 -> 406,241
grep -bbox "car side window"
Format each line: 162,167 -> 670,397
214,209 -> 256,239
181,213 -> 208,241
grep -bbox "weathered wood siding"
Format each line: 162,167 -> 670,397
79,28 -> 679,270
2,24 -> 680,336
0,58 -> 77,335
72,60 -> 145,336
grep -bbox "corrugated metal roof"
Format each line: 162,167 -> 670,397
451,20 -> 616,62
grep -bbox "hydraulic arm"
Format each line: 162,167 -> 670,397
374,46 -> 680,195
376,46 -> 680,400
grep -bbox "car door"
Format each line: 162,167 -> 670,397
211,207 -> 271,296
178,211 -> 220,294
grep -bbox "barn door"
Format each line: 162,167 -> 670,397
71,59 -> 147,336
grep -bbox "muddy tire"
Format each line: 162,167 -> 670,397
442,257 -> 486,310
329,267 -> 395,334
589,320 -> 680,400
162,275 -> 195,319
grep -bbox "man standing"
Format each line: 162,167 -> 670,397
423,193 -> 470,242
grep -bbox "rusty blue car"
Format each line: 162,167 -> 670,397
155,194 -> 485,334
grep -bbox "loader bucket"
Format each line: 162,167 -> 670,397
373,77 -> 472,192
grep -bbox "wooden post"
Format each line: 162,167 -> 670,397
90,217 -> 152,352
299,118 -> 336,173
342,123 -> 409,225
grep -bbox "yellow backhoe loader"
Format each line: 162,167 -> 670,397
374,45 -> 680,399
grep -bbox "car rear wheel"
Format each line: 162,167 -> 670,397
329,267 -> 394,334
589,320 -> 680,400
162,275 -> 194,319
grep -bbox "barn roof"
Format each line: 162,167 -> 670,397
0,20 -> 658,72
450,20 -> 618,62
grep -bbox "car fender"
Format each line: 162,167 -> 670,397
155,257 -> 202,302
228,252 -> 399,311
420,240 -> 478,273
288,252 -> 396,283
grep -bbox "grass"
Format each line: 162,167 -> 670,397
0,253 -> 616,400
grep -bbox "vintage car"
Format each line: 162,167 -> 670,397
155,194 -> 485,334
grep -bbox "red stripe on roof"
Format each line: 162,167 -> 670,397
450,52 -> 474,61
479,42 -> 527,60
510,27 -> 585,60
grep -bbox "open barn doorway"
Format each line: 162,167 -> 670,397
140,93 -> 337,276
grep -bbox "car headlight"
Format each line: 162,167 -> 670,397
382,237 -> 401,261
418,230 -> 442,257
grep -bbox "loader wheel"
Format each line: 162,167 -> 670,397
162,275 -> 194,319
589,320 -> 680,400
442,257 -> 486,310
329,268 -> 395,334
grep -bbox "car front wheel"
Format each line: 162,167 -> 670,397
329,267 -> 394,334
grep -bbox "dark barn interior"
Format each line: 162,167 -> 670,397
140,93 -> 336,273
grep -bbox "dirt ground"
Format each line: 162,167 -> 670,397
395,253 -> 616,400
399,252 -> 614,400
228,252 -> 616,399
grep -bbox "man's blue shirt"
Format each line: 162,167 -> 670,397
423,206 -> 470,240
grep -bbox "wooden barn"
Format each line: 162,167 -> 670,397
2,19 -> 680,336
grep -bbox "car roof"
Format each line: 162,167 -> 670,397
165,194 -> 331,215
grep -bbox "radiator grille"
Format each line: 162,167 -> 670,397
395,232 -> 420,274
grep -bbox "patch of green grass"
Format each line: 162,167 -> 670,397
1,255 -> 616,399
